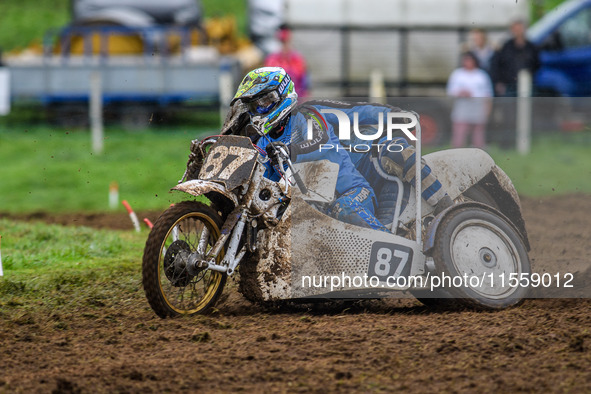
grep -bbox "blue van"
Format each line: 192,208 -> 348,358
528,0 -> 591,96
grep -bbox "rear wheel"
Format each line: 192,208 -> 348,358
431,207 -> 530,310
142,201 -> 226,318
412,184 -> 498,308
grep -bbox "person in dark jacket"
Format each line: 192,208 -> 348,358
491,19 -> 540,97
490,19 -> 540,148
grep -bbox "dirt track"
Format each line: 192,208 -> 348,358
1,194 -> 591,393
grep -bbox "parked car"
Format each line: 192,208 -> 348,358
528,0 -> 591,97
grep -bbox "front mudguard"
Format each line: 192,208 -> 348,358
172,179 -> 238,214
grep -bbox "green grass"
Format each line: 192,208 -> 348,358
1,123 -> 591,216
531,0 -> 568,22
201,0 -> 247,37
485,132 -> 591,196
0,0 -> 70,52
0,219 -> 145,313
0,123 -> 217,213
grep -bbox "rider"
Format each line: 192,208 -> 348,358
221,67 -> 452,231
221,67 -> 387,232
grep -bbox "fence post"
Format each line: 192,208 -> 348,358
369,69 -> 386,104
219,61 -> 234,127
90,70 -> 104,154
516,69 -> 532,155
0,66 -> 10,116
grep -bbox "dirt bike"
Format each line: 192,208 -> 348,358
142,118 -> 531,318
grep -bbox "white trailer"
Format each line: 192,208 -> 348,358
285,0 -> 529,96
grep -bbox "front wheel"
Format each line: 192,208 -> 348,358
431,206 -> 530,310
142,201 -> 226,318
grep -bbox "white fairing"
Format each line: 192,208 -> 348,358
423,148 -> 495,198
250,198 -> 426,301
292,160 -> 339,203
245,148 -> 504,301
398,148 -> 495,225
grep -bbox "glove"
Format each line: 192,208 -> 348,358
265,143 -> 279,167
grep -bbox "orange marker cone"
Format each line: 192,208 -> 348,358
143,218 -> 154,229
122,200 -> 141,232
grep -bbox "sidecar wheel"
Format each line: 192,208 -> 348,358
142,201 -> 226,318
432,207 -> 530,310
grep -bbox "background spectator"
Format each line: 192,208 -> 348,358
264,25 -> 309,97
248,0 -> 285,58
468,28 -> 496,74
491,19 -> 540,97
446,51 -> 493,149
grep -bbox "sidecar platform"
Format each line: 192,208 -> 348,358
244,196 -> 426,302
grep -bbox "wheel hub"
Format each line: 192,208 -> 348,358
479,247 -> 497,268
163,240 -> 193,287
450,218 -> 520,298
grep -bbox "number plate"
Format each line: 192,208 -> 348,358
198,136 -> 258,191
368,241 -> 413,281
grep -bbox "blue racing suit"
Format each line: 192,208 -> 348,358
306,100 -> 450,226
255,104 -> 388,232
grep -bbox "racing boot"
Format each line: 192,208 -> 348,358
434,194 -> 453,216
380,138 -> 454,213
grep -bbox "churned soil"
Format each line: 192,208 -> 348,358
0,210 -> 164,231
1,194 -> 590,393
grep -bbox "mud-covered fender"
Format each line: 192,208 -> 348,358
172,179 -> 239,207
423,201 -> 530,255
423,149 -> 530,251
423,148 -> 495,199
473,166 -> 530,251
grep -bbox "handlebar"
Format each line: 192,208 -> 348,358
266,141 -> 308,195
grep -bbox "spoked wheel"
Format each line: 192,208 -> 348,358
431,206 -> 530,310
142,201 -> 226,318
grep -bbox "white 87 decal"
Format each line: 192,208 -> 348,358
200,146 -> 256,181
368,242 -> 413,280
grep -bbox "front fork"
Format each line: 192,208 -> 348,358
186,206 -> 249,276
186,153 -> 291,278
187,168 -> 264,276
210,207 -> 248,275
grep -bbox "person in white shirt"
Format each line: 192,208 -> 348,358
446,51 -> 493,149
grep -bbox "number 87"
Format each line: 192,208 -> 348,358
374,247 -> 410,278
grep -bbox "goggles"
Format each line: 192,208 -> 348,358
247,91 -> 280,115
